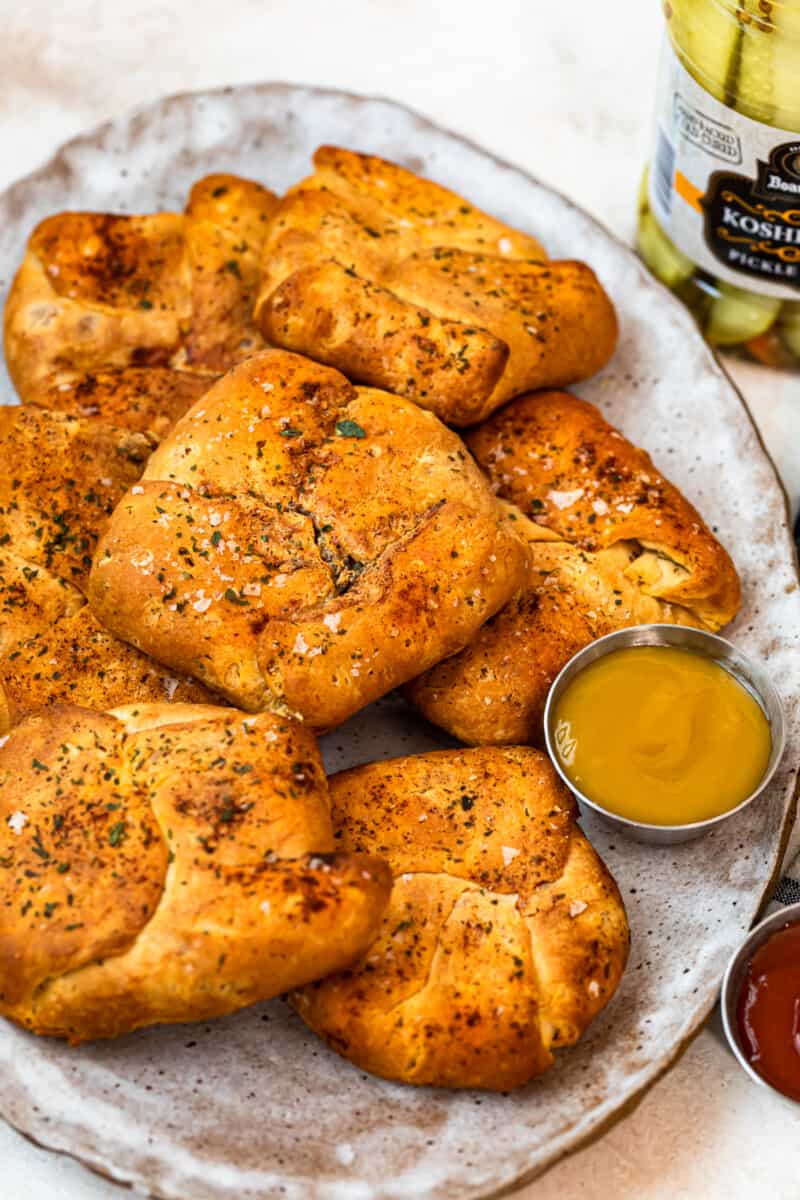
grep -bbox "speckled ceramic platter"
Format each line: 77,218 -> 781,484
0,83 -> 798,1200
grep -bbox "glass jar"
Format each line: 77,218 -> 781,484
638,1 -> 800,367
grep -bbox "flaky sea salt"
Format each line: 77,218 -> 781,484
336,1142 -> 355,1165
548,488 -> 584,510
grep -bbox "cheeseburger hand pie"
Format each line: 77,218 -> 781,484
409,390 -> 740,746
88,349 -> 526,729
0,702 -> 390,1042
255,146 -> 618,425
292,746 -> 629,1090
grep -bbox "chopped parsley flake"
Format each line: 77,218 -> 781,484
335,419 -> 366,439
108,821 -> 127,847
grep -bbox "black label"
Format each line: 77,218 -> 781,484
702,141 -> 800,289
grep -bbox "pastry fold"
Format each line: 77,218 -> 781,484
4,173 -> 278,434
255,146 -> 618,425
467,390 -> 740,627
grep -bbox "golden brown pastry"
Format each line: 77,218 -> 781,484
468,390 -> 740,628
179,173 -> 278,372
292,746 -> 629,1090
0,404 -> 153,592
4,173 -> 278,432
407,508 -> 702,745
0,606 -> 213,734
0,702 -> 391,1042
255,146 -> 618,425
88,349 -> 527,728
30,367 -> 213,438
0,405 -> 214,731
408,392 -> 741,745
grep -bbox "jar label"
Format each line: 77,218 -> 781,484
649,38 -> 800,300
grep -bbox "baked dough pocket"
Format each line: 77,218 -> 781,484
3,173 -> 279,435
407,390 -> 741,745
0,702 -> 390,1043
87,349 -> 528,728
291,746 -> 630,1091
254,146 -> 618,426
0,405 -> 214,733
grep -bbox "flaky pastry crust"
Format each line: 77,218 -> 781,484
0,406 -> 213,732
255,147 -> 617,425
88,350 -> 527,727
409,392 -> 740,745
4,173 -> 278,434
292,746 -> 629,1090
0,702 -> 390,1042
467,390 -> 740,628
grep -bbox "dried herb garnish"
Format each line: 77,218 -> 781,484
31,831 -> 50,861
108,821 -> 127,847
335,419 -> 366,439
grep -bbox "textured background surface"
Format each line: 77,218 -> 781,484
0,3 -> 798,1198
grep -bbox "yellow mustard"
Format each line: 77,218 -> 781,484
552,646 -> 771,826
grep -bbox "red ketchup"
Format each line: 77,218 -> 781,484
736,920 -> 800,1102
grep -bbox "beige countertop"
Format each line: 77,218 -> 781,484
1,1 -> 798,1197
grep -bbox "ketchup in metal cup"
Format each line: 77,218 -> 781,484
736,920 -> 800,1102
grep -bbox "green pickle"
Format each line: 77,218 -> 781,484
779,301 -> 800,357
638,1 -> 800,367
667,0 -> 742,102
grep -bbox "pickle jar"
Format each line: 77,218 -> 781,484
638,1 -> 800,366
